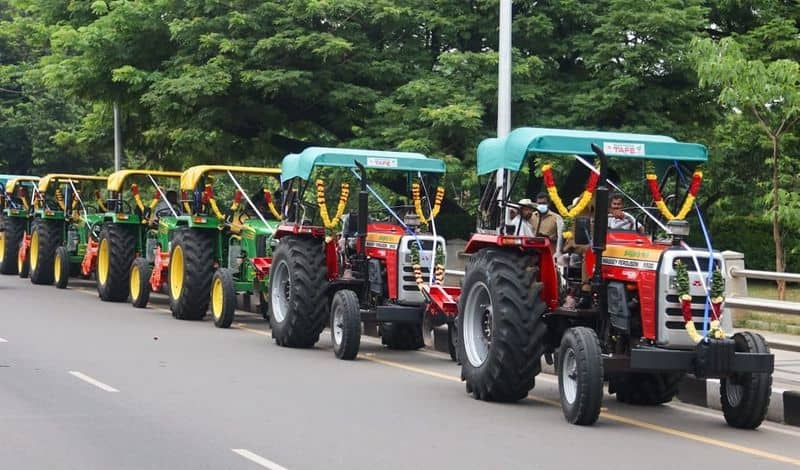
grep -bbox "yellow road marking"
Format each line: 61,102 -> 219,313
232,323 -> 268,337
360,355 -> 800,467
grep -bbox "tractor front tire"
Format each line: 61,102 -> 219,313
0,217 -> 25,274
380,323 -> 423,350
169,229 -> 215,320
456,249 -> 548,402
54,246 -> 70,289
211,268 -> 236,328
610,372 -> 684,406
96,224 -> 136,302
558,327 -> 604,426
331,289 -> 361,360
29,220 -> 60,285
130,257 -> 151,308
721,332 -> 772,429
268,237 -> 328,348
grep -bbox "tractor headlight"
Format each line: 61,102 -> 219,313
667,220 -> 690,245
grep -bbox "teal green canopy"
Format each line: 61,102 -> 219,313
281,147 -> 446,183
477,127 -> 708,175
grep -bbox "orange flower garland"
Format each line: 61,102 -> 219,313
646,163 -> 702,221
263,190 -> 282,220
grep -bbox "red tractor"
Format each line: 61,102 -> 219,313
438,128 -> 773,428
269,147 -> 456,359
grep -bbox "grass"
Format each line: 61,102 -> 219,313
732,280 -> 800,335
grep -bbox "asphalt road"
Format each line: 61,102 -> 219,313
1,275 -> 799,470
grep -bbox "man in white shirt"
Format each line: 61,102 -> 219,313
607,193 -> 638,231
508,198 -> 536,237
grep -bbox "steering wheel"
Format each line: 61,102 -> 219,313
156,207 -> 175,217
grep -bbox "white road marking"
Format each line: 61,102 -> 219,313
232,449 -> 288,470
0,337 -> 7,343
68,371 -> 119,392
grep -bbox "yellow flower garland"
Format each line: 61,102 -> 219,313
316,179 -> 349,229
645,164 -> 702,221
412,183 -> 444,224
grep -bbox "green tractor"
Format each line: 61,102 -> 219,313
129,165 -> 282,328
0,176 -> 39,275
88,170 -> 182,301
25,174 -> 107,287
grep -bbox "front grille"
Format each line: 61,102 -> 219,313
666,294 -> 708,304
670,257 -> 719,272
666,321 -> 715,330
406,239 -> 435,251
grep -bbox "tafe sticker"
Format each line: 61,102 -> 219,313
367,157 -> 398,168
603,142 -> 645,156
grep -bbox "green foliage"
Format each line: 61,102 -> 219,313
711,216 -> 800,272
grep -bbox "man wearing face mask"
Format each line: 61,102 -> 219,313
529,192 -> 560,245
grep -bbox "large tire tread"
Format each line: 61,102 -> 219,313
0,217 -> 25,274
380,323 -> 424,350
721,332 -> 772,429
170,229 -> 215,320
269,237 -> 328,348
30,219 -> 61,285
611,372 -> 684,406
97,224 -> 137,302
456,248 -> 549,402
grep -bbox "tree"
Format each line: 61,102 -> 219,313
693,36 -> 800,299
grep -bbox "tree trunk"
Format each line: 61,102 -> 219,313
771,136 -> 786,300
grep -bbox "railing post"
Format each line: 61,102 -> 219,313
723,250 -> 748,318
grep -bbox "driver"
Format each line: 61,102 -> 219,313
608,193 -> 638,231
154,189 -> 181,216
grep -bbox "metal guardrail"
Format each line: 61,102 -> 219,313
730,267 -> 800,283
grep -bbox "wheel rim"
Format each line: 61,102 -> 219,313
562,348 -> 578,404
333,303 -> 344,347
98,238 -> 109,284
170,245 -> 184,300
0,232 -> 5,263
54,253 -> 61,283
130,266 -> 140,301
463,281 -> 492,368
270,260 -> 290,323
725,377 -> 744,407
212,276 -> 223,319
18,249 -> 23,272
30,231 -> 39,271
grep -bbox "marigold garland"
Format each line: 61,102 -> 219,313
263,189 -> 282,220
315,179 -> 349,229
410,242 -> 446,289
542,164 -> 598,219
412,183 -> 444,224
646,162 -> 702,221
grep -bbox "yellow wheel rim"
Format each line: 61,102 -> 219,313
54,254 -> 61,283
170,245 -> 184,299
0,232 -> 5,263
30,231 -> 39,272
98,238 -> 109,284
212,276 -> 223,319
130,266 -> 141,301
18,250 -> 23,272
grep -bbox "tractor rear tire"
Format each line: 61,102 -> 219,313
96,224 -> 136,302
169,228 -> 215,320
558,327 -> 604,425
130,257 -> 151,308
456,249 -> 548,402
0,217 -> 25,274
721,332 -> 772,429
380,323 -> 423,350
610,372 -> 684,406
211,268 -> 236,328
29,219 -> 60,285
331,289 -> 361,360
268,236 -> 328,348
54,246 -> 70,289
